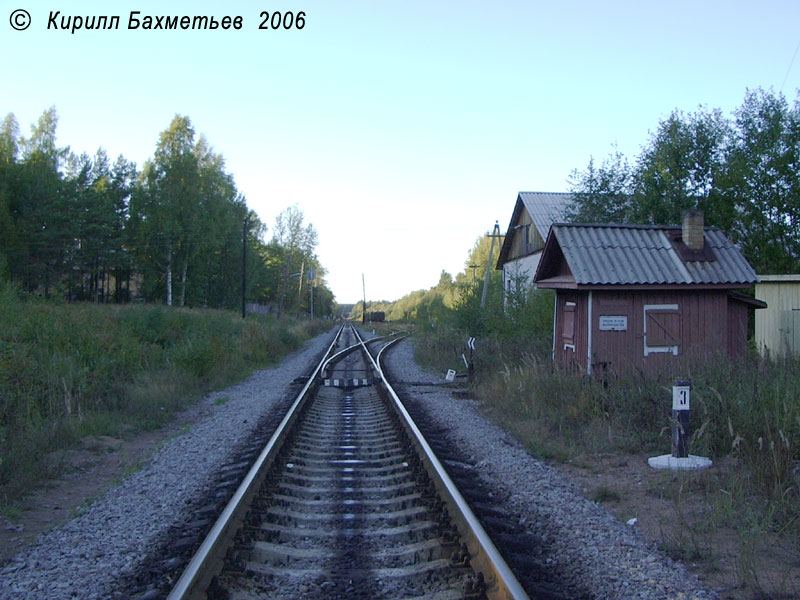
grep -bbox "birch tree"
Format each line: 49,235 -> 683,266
130,115 -> 199,305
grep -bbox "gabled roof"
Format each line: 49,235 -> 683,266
496,192 -> 572,268
534,223 -> 758,289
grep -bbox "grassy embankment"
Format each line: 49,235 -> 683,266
0,282 -> 330,510
415,326 -> 800,597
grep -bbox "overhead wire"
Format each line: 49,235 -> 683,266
780,37 -> 800,93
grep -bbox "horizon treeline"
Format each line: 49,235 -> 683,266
0,109 -> 333,316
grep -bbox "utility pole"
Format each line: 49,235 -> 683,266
241,216 -> 248,319
480,221 -> 503,308
362,273 -> 367,325
297,260 -> 305,317
307,268 -> 315,319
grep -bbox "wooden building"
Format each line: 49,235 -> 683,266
495,192 -> 572,295
533,211 -> 765,376
755,274 -> 800,358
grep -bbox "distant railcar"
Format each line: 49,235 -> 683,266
367,311 -> 385,322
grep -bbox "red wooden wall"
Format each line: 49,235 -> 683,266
553,289 -> 746,376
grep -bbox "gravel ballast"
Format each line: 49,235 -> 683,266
382,337 -> 716,600
1,328 -> 716,599
0,329 -> 335,600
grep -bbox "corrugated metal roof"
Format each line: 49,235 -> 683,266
496,192 -> 573,269
550,224 -> 758,286
518,192 -> 573,240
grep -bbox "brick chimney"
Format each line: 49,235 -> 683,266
682,209 -> 704,251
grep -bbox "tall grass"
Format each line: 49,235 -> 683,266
415,321 -> 800,584
0,281 -> 329,505
418,321 -> 798,491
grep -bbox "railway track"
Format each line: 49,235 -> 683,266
167,324 -> 528,600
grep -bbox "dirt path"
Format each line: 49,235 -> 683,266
0,400 -> 212,565
555,452 -> 799,600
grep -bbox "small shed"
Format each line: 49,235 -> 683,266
755,274 -> 800,358
533,211 -> 765,376
495,192 -> 572,295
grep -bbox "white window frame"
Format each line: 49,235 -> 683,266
643,303 -> 680,357
563,301 -> 576,352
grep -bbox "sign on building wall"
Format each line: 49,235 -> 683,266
599,315 -> 628,331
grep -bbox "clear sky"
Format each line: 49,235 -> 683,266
3,1 -> 799,303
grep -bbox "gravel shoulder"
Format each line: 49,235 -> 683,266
0,327 -> 335,600
383,337 -> 717,600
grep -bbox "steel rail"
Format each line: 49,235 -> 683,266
319,334 -> 385,379
356,328 -> 530,600
166,323 -> 347,600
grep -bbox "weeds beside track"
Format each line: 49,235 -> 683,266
414,324 -> 800,598
0,282 -> 329,509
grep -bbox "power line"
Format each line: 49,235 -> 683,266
780,37 -> 800,93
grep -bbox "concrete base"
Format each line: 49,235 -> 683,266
647,454 -> 713,471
